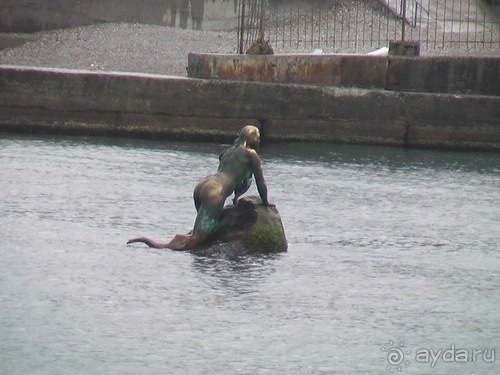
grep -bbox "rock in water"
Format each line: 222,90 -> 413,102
191,196 -> 287,256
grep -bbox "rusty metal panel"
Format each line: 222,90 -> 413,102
188,53 -> 388,89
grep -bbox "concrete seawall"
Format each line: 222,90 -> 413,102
0,58 -> 499,150
187,53 -> 500,96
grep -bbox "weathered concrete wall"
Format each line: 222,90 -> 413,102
387,56 -> 500,95
0,0 -> 236,33
188,54 -> 389,90
187,53 -> 500,96
0,64 -> 499,150
0,0 -> 168,32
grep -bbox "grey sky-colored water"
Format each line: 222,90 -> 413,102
1,134 -> 498,374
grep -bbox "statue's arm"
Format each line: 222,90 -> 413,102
248,150 -> 273,207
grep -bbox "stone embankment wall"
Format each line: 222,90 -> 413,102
0,0 -> 236,33
187,54 -> 499,96
0,54 -> 499,150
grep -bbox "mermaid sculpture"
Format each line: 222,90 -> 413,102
127,125 -> 274,250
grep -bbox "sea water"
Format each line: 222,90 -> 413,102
1,134 -> 498,374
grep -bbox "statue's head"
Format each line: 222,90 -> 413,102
238,125 -> 260,148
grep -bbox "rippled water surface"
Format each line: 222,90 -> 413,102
1,134 -> 499,374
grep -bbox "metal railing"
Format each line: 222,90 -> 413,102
237,0 -> 500,54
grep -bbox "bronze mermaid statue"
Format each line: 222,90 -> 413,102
127,125 -> 274,250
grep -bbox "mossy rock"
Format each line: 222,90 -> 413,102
191,196 -> 288,256
242,223 -> 288,253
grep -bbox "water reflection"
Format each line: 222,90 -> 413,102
191,254 -> 282,297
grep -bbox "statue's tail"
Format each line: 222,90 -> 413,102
127,234 -> 198,251
127,237 -> 172,249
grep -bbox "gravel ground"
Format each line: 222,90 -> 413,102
0,23 -> 236,76
0,21 -> 498,77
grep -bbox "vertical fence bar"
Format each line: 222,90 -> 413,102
378,2 -> 382,48
458,0 -> 463,49
488,1 -> 493,48
310,1 -> 314,50
238,0 -> 245,54
385,1 -> 396,43
347,3 -> 351,50
466,0 -> 470,49
318,6 -> 322,49
491,1 -> 496,48
340,4 -> 344,50
442,0 -> 447,49
425,2 -> 430,50
482,0 -> 486,48
331,3 -> 336,51
261,0 -> 265,39
354,1 -> 359,50
473,0 -> 478,49
401,0 -> 407,41
370,2 -> 374,48
295,1 -> 299,49
325,3 -> 330,50
433,0 -> 438,49
451,0 -> 455,48
362,2 -> 366,48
